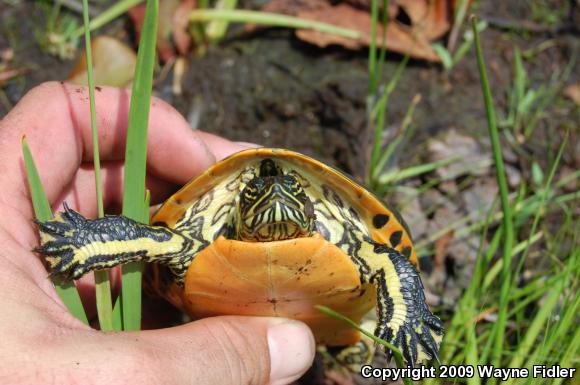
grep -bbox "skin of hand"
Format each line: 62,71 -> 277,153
0,82 -> 315,385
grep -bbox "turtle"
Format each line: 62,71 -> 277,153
36,148 -> 443,367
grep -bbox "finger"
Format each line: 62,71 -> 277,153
138,317 -> 316,385
42,316 -> 315,385
55,161 -> 178,218
0,81 -> 214,220
196,131 -> 260,161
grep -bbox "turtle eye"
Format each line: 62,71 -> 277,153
251,177 -> 265,191
281,175 -> 300,192
243,178 -> 265,201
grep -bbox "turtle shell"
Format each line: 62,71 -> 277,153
150,148 -> 417,345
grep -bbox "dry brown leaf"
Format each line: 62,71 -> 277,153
434,230 -> 454,270
129,0 -> 193,62
563,83 -> 580,105
0,68 -> 25,86
475,307 -> 497,323
68,36 -> 136,87
398,0 -> 451,40
428,129 -> 492,179
262,0 -> 457,61
297,4 -> 439,61
173,0 -> 195,56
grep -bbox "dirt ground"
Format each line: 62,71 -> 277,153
1,0 -> 578,384
2,2 -> 577,175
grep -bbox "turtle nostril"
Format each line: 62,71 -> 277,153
271,184 -> 283,194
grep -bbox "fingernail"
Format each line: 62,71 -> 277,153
234,141 -> 262,149
267,321 -> 315,385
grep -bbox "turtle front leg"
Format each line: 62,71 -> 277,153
36,204 -> 193,280
356,238 -> 444,367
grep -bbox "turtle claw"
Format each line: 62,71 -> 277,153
35,204 -> 89,279
378,316 -> 442,368
370,244 -> 444,367
61,202 -> 86,226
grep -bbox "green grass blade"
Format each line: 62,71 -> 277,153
189,9 -> 361,40
472,16 -> 515,366
552,295 -> 580,385
376,157 -> 458,186
375,0 -> 389,88
204,0 -> 238,43
513,134 -> 567,283
505,278 -> 567,382
81,0 -> 113,332
22,137 -> 89,325
72,0 -> 144,38
111,296 -> 123,331
371,94 -> 420,181
465,324 -> 481,385
368,54 -> 410,182
119,0 -> 158,331
316,305 -> 412,385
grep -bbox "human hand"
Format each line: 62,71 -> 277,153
0,82 -> 315,385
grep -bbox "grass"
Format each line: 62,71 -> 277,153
81,0 -> 114,332
500,45 -> 577,141
22,138 -> 89,325
472,15 -> 515,366
34,0 -> 80,59
71,0 -> 144,39
188,9 -> 361,41
24,0 -> 158,331
361,2 -> 579,383
422,17 -> 578,385
117,0 -> 158,331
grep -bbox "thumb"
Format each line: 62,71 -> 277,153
135,316 -> 316,385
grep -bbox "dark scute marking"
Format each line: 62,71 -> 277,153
315,221 -> 331,241
152,221 -> 168,227
348,207 -> 360,222
321,184 -> 344,208
402,246 -> 412,259
389,231 -> 403,248
174,198 -> 182,205
373,243 -> 389,254
372,213 -> 390,229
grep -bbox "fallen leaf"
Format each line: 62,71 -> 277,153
296,4 -> 440,61
475,307 -> 497,323
0,48 -> 14,62
173,0 -> 195,56
428,128 -> 492,179
128,0 -> 193,62
0,68 -> 26,86
262,0 -> 459,61
563,83 -> 580,105
462,178 -> 498,214
434,230 -> 454,270
68,36 -> 136,87
398,0 -> 451,40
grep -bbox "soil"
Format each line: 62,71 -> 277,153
1,1 -> 578,384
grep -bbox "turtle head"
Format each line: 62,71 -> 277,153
237,159 -> 315,242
